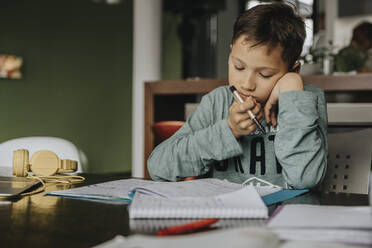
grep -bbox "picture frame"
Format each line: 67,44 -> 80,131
0,54 -> 23,79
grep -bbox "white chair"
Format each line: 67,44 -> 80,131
0,136 -> 88,176
320,128 -> 372,194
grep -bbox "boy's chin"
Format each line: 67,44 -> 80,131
257,98 -> 266,104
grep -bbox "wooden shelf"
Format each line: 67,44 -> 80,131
302,73 -> 372,91
144,74 -> 372,178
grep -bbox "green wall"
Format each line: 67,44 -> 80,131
161,12 -> 182,80
0,0 -> 133,173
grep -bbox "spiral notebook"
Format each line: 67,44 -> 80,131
129,185 -> 268,219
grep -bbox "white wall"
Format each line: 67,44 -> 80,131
132,0 -> 162,178
323,0 -> 372,52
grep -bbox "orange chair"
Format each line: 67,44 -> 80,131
152,121 -> 199,181
152,121 -> 185,145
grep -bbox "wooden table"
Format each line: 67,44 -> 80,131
1,173 -> 131,248
1,174 -> 369,247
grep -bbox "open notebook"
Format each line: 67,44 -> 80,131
47,178 -> 308,207
129,185 -> 268,219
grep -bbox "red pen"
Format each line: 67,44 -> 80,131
157,218 -> 219,236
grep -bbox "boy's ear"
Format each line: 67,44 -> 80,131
291,61 -> 301,73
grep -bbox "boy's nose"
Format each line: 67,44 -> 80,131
241,73 -> 256,91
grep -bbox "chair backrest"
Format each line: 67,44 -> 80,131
320,128 -> 372,194
152,121 -> 185,145
0,136 -> 87,173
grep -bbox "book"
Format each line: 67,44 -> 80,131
268,204 -> 372,245
47,178 -> 308,207
129,218 -> 266,235
47,178 -> 245,202
129,185 -> 268,219
47,178 -> 157,203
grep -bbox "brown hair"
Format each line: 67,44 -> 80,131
352,22 -> 372,44
232,2 -> 306,69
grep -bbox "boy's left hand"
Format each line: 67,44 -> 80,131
264,73 -> 304,126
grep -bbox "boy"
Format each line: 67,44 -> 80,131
148,3 -> 327,189
335,21 -> 372,73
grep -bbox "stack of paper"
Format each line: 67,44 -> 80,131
47,178 -> 157,202
268,204 -> 372,245
47,178 -> 245,202
47,177 -> 307,206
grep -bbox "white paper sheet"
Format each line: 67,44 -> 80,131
131,178 -> 243,198
48,178 -> 157,201
275,228 -> 372,246
93,227 -> 279,248
268,205 -> 372,229
47,178 -> 284,204
268,204 -> 372,246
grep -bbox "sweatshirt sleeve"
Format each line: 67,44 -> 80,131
147,89 -> 243,182
274,85 -> 328,189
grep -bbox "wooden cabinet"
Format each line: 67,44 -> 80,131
144,74 -> 372,178
144,79 -> 226,178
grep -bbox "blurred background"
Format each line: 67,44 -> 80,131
0,0 -> 371,176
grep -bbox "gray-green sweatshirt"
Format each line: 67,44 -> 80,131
148,84 -> 328,189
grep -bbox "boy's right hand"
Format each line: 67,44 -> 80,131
227,96 -> 262,138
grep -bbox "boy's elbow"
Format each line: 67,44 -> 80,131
286,164 -> 326,189
147,155 -> 174,182
147,156 -> 161,181
286,176 -> 321,189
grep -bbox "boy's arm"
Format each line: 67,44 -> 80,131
147,88 -> 243,182
274,85 -> 328,189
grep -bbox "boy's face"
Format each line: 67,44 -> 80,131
228,35 -> 288,104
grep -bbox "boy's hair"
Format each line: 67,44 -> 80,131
352,22 -> 372,44
232,2 -> 306,70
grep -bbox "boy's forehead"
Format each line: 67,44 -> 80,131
238,36 -> 282,55
232,36 -> 286,68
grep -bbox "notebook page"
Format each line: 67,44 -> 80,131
268,205 -> 372,229
48,179 -> 156,200
129,185 -> 268,219
130,178 -> 243,198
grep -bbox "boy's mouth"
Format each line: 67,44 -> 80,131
238,91 -> 257,102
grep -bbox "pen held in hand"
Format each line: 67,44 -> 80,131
229,86 -> 266,134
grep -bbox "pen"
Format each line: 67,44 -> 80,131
157,218 -> 219,236
229,85 -> 266,134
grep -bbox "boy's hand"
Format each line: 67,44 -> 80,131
264,72 -> 304,126
227,96 -> 263,138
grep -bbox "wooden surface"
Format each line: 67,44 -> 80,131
144,74 -> 372,178
1,173 -> 131,248
302,73 -> 372,91
0,173 -> 368,247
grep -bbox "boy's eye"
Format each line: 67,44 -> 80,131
234,65 -> 244,71
259,73 -> 273,78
